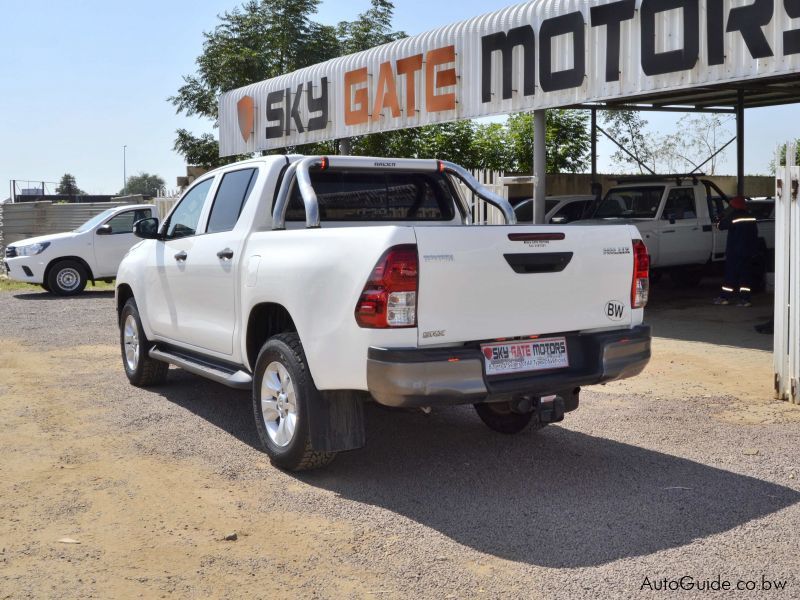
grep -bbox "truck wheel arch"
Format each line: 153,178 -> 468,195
116,283 -> 134,317
45,256 -> 95,284
246,303 -> 298,371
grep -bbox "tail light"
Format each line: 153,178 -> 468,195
355,245 -> 418,328
631,239 -> 649,309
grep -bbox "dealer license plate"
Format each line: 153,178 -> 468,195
481,337 -> 569,376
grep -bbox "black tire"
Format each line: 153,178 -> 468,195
253,332 -> 336,471
47,259 -> 87,296
120,298 -> 168,387
474,401 -> 544,434
40,283 -> 51,293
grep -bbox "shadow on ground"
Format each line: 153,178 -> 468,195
645,276 -> 773,351
11,290 -> 115,301
151,374 -> 799,569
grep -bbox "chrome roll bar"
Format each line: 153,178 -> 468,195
439,161 -> 517,225
271,156 -> 516,230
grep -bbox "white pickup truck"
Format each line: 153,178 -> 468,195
4,204 -> 155,295
115,156 -> 651,471
580,177 -> 775,285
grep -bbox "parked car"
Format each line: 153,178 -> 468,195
513,195 -> 596,223
116,156 -> 651,471
576,177 -> 775,286
3,204 -> 154,295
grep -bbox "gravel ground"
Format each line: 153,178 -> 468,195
0,284 -> 799,599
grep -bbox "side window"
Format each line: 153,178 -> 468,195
104,211 -> 137,235
206,168 -> 257,234
166,179 -> 214,239
662,188 -> 697,220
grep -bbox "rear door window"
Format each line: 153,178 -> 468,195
285,171 -> 456,222
206,168 -> 258,233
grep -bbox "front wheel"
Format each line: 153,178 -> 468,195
474,401 -> 545,434
253,332 -> 336,471
119,298 -> 168,387
47,260 -> 87,296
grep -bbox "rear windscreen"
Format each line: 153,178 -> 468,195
285,171 -> 457,222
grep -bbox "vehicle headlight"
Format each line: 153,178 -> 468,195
15,242 -> 50,256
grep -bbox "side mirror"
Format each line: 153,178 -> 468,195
96,224 -> 112,235
133,217 -> 161,240
669,216 -> 676,225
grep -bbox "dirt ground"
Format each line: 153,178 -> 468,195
0,279 -> 798,599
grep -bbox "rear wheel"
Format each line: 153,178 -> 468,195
253,332 -> 336,471
474,401 -> 544,434
40,282 -> 51,293
47,260 -> 87,296
119,298 -> 168,387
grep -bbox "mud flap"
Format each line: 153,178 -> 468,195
308,391 -> 365,452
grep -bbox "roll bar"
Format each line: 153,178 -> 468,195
271,156 -> 516,230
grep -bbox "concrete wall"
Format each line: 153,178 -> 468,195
505,174 -> 774,202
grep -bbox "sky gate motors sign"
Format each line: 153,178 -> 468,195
219,0 -> 800,156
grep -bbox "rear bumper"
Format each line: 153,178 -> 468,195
367,325 -> 651,408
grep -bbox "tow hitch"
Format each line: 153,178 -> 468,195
536,395 -> 565,424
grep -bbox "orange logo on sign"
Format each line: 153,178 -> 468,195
237,96 -> 255,142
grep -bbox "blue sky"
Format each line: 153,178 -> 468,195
1,0 -> 797,196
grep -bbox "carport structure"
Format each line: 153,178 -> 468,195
217,0 -> 800,399
218,0 -> 800,220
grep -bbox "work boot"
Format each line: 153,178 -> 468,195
713,297 -> 730,305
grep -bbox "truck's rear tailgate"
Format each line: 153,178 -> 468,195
414,224 -> 638,346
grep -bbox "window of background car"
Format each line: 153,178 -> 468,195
104,209 -> 152,234
166,179 -> 214,239
595,186 -> 664,219
206,168 -> 258,233
661,188 -> 697,220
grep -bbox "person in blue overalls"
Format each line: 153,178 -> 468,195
713,196 -> 759,307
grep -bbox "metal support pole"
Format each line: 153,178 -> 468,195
591,108 -> 597,182
339,138 -> 351,155
533,109 -> 546,224
123,145 -> 128,195
736,90 -> 745,197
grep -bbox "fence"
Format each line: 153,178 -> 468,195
774,142 -> 799,404
0,201 -> 136,261
461,170 -> 508,224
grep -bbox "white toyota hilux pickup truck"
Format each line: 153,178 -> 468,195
4,204 -> 154,295
116,156 -> 651,471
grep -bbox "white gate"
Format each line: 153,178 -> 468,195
454,170 -> 508,225
774,142 -> 799,404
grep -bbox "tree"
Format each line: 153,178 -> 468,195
506,110 -> 590,173
121,173 -> 166,197
170,0 -> 341,166
770,139 -> 800,174
56,173 -> 85,196
661,114 -> 735,175
601,110 -> 658,174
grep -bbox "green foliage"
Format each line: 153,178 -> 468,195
122,173 -> 167,197
55,173 -> 85,196
505,111 -> 590,173
771,139 -> 800,174
172,1 -> 590,174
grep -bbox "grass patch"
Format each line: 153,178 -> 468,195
0,275 -> 115,293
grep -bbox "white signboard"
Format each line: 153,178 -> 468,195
219,0 -> 800,156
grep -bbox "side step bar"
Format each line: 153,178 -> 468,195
149,347 -> 253,390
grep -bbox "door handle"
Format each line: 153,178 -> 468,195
661,229 -> 676,234
217,248 -> 234,260
174,251 -> 187,262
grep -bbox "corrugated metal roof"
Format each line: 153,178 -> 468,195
219,0 -> 800,156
